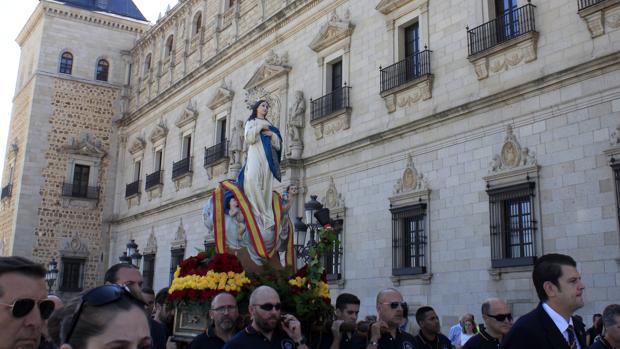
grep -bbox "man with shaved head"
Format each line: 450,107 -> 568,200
189,292 -> 239,349
367,288 -> 416,349
223,285 -> 309,349
463,298 -> 513,349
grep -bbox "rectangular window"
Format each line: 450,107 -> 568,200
391,204 -> 427,275
142,254 -> 155,289
133,160 -> 141,182
323,219 -> 343,281
217,119 -> 227,144
155,150 -> 163,171
495,0 -> 519,40
170,249 -> 185,284
72,164 -> 90,197
403,22 -> 420,79
60,258 -> 84,292
488,182 -> 537,268
182,135 -> 192,159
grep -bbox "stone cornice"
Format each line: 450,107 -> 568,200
16,4 -> 44,46
120,0 -> 345,127
302,51 -> 620,168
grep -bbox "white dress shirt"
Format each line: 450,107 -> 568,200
542,302 -> 581,349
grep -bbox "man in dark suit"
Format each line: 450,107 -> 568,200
502,253 -> 587,349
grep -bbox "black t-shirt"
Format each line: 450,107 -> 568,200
589,337 -> 613,349
412,332 -> 451,349
223,325 -> 297,349
586,327 -> 603,345
373,330 -> 416,349
188,327 -> 226,349
462,329 -> 500,349
312,330 -> 367,349
149,318 -> 169,349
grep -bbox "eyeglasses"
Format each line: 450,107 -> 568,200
0,298 -> 55,320
485,313 -> 513,322
211,305 -> 238,313
253,303 -> 281,311
381,301 -> 407,310
64,284 -> 144,344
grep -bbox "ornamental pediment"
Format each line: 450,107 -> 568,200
143,228 -> 157,255
321,177 -> 345,211
488,125 -> 537,174
128,137 -> 146,155
171,219 -> 187,250
150,120 -> 168,144
176,99 -> 199,129
309,11 -> 355,53
393,154 -> 428,195
244,51 -> 291,90
59,232 -> 89,258
375,0 -> 419,15
208,83 -> 234,111
64,134 -> 106,158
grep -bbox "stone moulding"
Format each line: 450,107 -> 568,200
578,0 -> 620,38
380,74 -> 433,113
310,107 -> 352,140
243,51 -> 291,91
128,137 -> 146,155
468,31 -> 539,80
207,83 -> 234,111
309,11 -> 355,53
150,121 -> 168,144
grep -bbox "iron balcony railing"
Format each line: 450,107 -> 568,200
380,49 -> 432,93
172,157 -> 192,179
62,183 -> 99,199
145,170 -> 163,190
578,0 -> 606,10
310,85 -> 351,122
467,2 -> 536,56
1,184 -> 12,199
204,141 -> 228,167
125,180 -> 140,198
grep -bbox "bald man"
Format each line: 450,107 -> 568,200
463,298 -> 513,349
367,288 -> 416,349
189,292 -> 240,349
223,285 -> 308,349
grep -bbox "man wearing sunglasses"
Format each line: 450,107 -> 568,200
413,306 -> 451,349
502,253 -> 587,349
189,292 -> 240,349
223,285 -> 308,349
367,288 -> 416,349
463,298 -> 513,349
0,256 -> 55,349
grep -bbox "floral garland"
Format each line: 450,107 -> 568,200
168,253 -> 251,305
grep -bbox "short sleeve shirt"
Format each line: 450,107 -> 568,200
188,327 -> 226,349
223,325 -> 297,349
376,330 -> 417,349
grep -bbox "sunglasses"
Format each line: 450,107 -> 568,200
253,303 -> 281,311
485,313 -> 513,322
381,301 -> 407,310
64,284 -> 143,344
0,298 -> 55,320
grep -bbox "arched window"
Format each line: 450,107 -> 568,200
59,52 -> 73,74
96,59 -> 109,81
143,53 -> 152,76
193,12 -> 202,35
165,35 -> 174,57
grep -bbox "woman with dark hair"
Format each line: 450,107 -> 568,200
236,99 -> 282,264
56,284 -> 151,349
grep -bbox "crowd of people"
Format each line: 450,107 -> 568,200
0,253 -> 618,349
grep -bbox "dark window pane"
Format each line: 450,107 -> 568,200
72,165 -> 90,197
170,249 -> 184,284
60,52 -> 73,74
142,254 -> 155,289
60,258 -> 84,292
391,204 -> 427,275
96,59 -> 109,81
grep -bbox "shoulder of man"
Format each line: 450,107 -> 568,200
462,333 -> 483,349
501,308 -> 543,348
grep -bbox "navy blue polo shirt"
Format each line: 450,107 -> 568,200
188,327 -> 226,349
222,325 -> 297,349
462,329 -> 500,349
412,332 -> 451,349
374,329 -> 417,349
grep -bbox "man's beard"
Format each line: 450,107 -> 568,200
218,317 -> 235,332
254,314 -> 278,333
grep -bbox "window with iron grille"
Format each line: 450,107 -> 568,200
613,163 -> 620,227
60,52 -> 73,74
391,204 -> 427,275
487,182 -> 537,268
72,164 -> 90,197
170,249 -> 185,284
60,258 -> 84,292
323,219 -> 343,281
142,254 -> 155,289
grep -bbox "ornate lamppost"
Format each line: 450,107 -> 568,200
293,195 -> 331,263
45,258 -> 58,294
119,239 -> 142,266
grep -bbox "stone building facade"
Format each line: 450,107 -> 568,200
3,0 -> 620,327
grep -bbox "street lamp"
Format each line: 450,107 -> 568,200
119,239 -> 141,266
45,258 -> 58,294
293,195 -> 331,263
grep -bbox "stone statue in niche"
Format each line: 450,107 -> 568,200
286,91 -> 305,158
229,120 -> 244,167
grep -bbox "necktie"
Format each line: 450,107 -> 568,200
567,325 -> 577,349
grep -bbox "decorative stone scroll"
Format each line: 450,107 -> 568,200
150,120 -> 169,144
604,123 -> 620,159
393,154 -> 428,195
143,228 -> 158,255
171,219 -> 187,250
321,177 -> 345,212
59,232 -> 89,258
487,125 -> 537,174
309,10 -> 355,54
64,133 -> 106,158
468,32 -> 538,80
578,1 -> 620,38
128,137 -> 146,155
